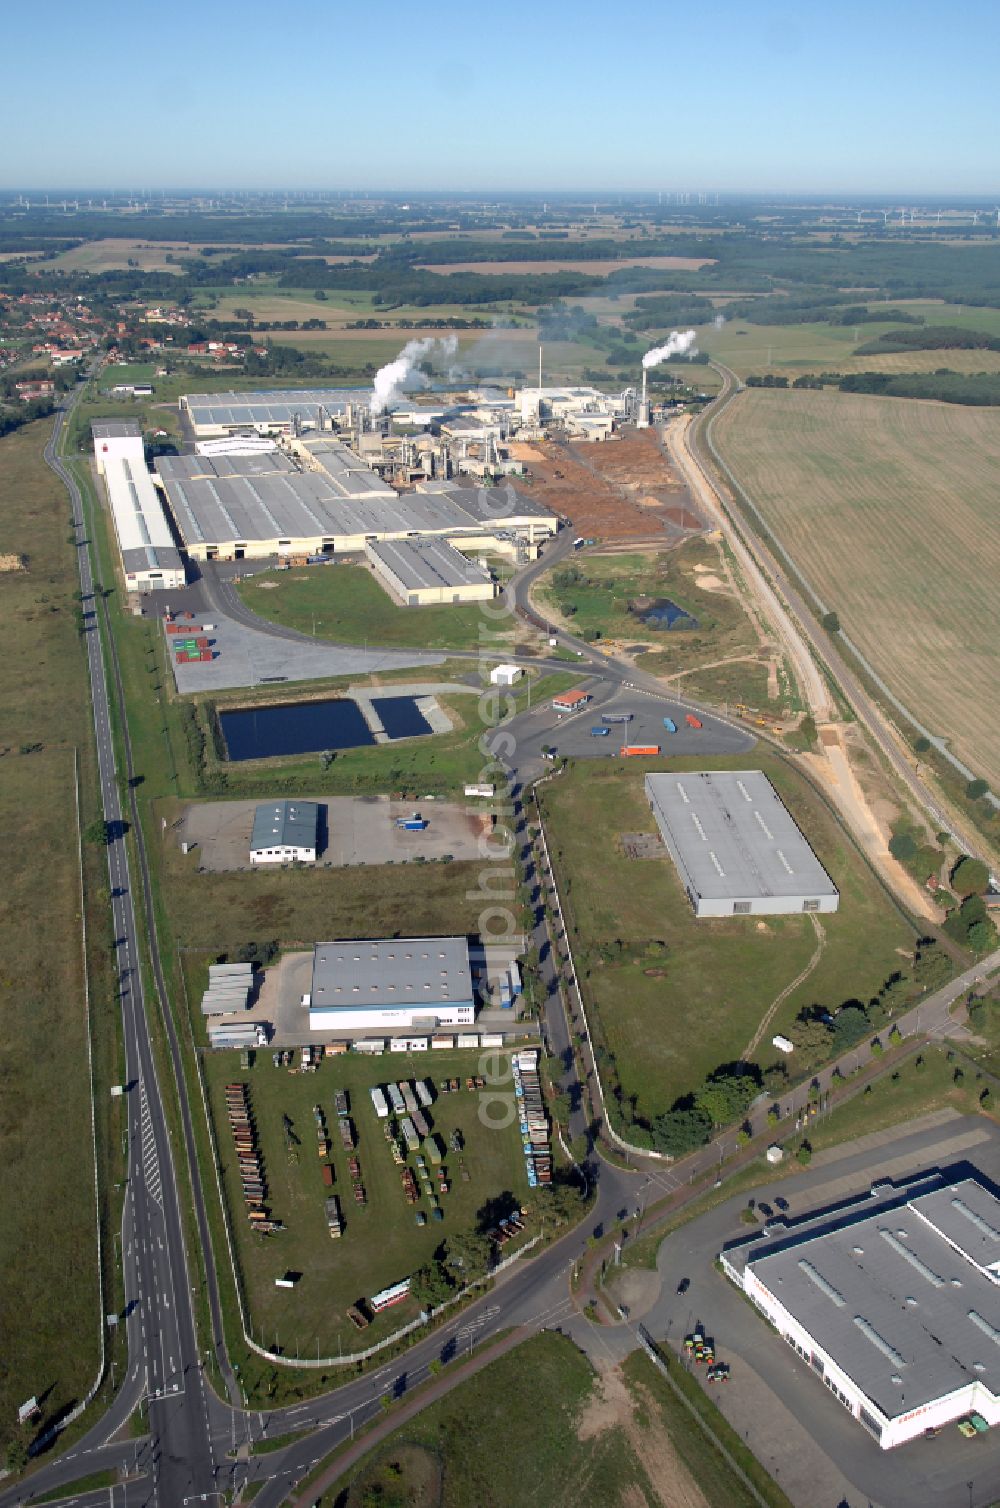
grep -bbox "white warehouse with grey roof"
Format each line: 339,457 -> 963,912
721,1172 -> 1000,1449
645,770 -> 839,918
92,421 -> 185,592
250,800 -> 320,865
365,537 -> 495,606
308,937 -> 475,1034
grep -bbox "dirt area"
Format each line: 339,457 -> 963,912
691,566 -> 729,593
522,430 -> 704,542
802,728 -> 938,921
577,1368 -> 710,1508
605,1266 -> 662,1319
178,795 -> 490,872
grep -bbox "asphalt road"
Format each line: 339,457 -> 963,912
13,400 -> 995,1508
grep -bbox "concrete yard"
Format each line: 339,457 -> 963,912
178,794 -> 493,871
218,948 -> 535,1048
168,608 -> 446,693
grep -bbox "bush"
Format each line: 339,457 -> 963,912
796,1142 -> 813,1166
821,611 -> 840,633
950,855 -> 989,897
966,778 -> 989,801
888,832 -> 917,861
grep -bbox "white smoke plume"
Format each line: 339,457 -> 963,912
713,313 -> 726,330
370,335 -> 459,413
642,329 -> 698,369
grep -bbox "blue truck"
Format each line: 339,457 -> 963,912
590,726 -> 610,737
663,717 -> 677,733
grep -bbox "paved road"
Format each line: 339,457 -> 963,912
14,398 -> 995,1508
3,401 -> 220,1506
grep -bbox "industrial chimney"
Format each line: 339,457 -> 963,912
636,368 -> 650,429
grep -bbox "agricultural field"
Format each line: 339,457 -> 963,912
539,756 -> 915,1124
0,423 -> 115,1457
201,1049 -> 532,1357
711,388 -> 1000,790
323,1330 -> 785,1508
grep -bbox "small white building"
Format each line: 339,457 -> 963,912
489,664 -> 522,687
249,800 -> 320,865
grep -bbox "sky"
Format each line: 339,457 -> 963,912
3,0 -> 998,195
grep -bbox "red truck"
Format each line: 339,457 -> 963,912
685,714 -> 703,729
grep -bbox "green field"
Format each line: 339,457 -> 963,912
0,423 -> 120,1459
711,387 -> 1000,791
319,1329 -> 787,1508
539,756 -> 915,1126
203,1049 -> 531,1358
538,542 -> 756,657
165,847 -> 491,959
807,1046 -> 995,1152
237,563 -> 493,652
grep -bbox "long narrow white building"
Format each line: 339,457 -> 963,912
92,421 -> 185,592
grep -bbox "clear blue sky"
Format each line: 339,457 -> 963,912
4,0 -> 997,194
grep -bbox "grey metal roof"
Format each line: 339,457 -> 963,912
183,389 -> 372,431
414,479 -> 553,523
250,800 -> 320,853
92,419 -> 143,440
367,537 -> 493,593
730,1175 -> 1000,1421
645,770 -> 838,904
156,453 -> 554,549
311,937 -> 473,1013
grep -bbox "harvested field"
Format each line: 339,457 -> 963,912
712,388 -> 1000,788
522,430 -> 703,542
418,255 -> 715,275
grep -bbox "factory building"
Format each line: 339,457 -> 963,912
91,421 -> 185,592
154,451 -> 556,562
365,538 -> 496,606
308,937 -> 476,1034
180,389 -> 372,437
721,1172 -> 1000,1449
645,770 -> 839,918
249,800 -> 320,865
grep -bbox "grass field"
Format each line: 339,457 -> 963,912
807,1046 -> 994,1152
539,755 -> 915,1123
237,564 -> 492,652
164,845 -> 490,958
202,1049 -> 531,1358
537,542 -> 759,674
0,423 -> 118,1458
320,1330 -> 786,1508
711,388 -> 1000,790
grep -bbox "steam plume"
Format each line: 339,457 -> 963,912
371,335 -> 459,413
642,329 -> 698,368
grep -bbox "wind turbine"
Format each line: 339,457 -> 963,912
972,209 -> 979,226
882,208 -> 890,227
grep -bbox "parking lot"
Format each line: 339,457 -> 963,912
547,685 -> 755,761
178,795 -> 493,872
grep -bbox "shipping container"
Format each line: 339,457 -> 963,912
415,1078 -> 434,1109
622,745 -> 660,756
321,1163 -> 334,1187
601,712 -> 632,724
590,726 -> 610,736
431,1034 -> 454,1050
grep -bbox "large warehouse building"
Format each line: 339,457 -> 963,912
645,766 -> 838,916
180,389 -> 372,437
92,421 -> 185,592
365,537 -> 495,606
154,451 -> 556,562
645,770 -> 839,918
308,937 -> 476,1034
721,1172 -> 1000,1449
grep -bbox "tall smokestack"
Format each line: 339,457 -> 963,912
637,368 -> 649,429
